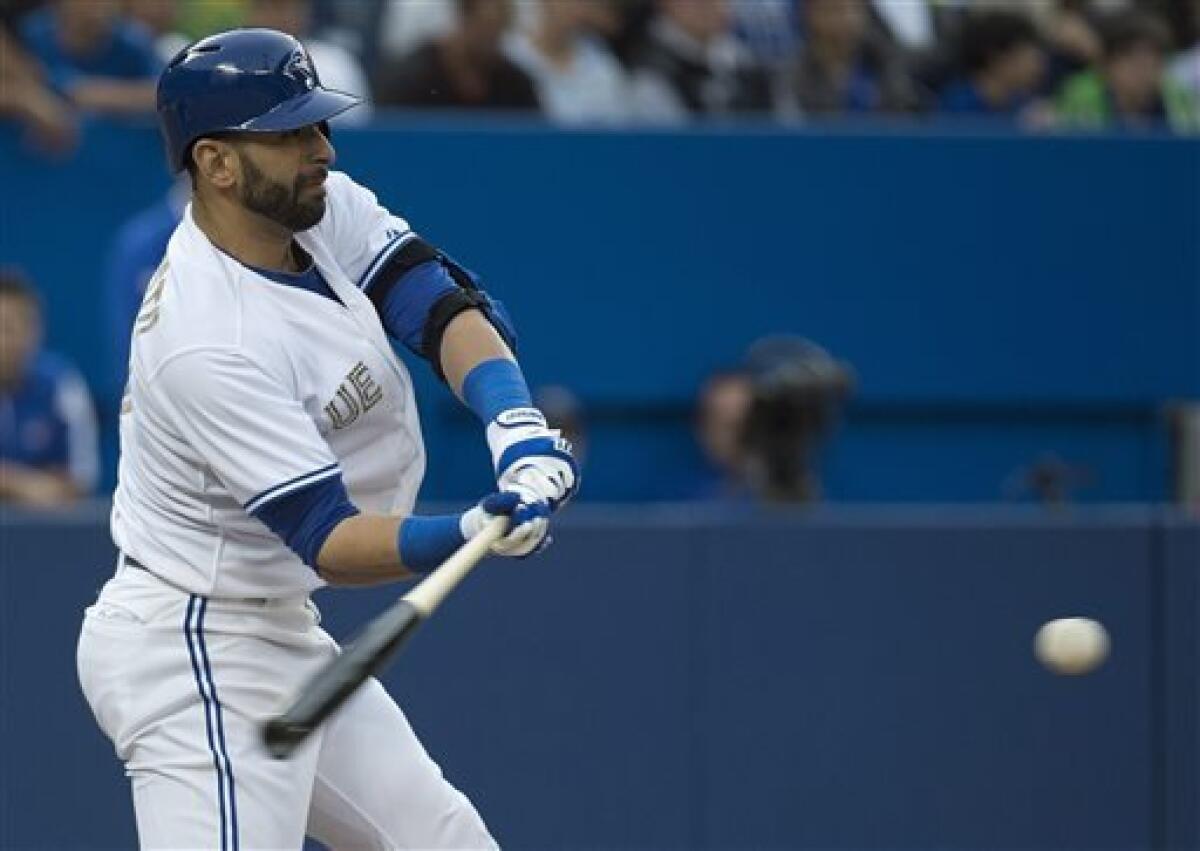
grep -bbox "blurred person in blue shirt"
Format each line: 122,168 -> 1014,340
777,0 -> 919,118
18,0 -> 161,115
101,179 -> 187,415
0,268 -> 99,506
938,10 -> 1047,119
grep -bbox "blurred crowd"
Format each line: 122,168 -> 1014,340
2,0 -> 1198,155
2,0 -> 1198,509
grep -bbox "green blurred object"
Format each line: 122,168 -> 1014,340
176,0 -> 247,39
1056,69 -> 1200,133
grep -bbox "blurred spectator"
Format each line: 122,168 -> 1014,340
375,0 -> 540,112
101,179 -> 186,414
378,0 -> 539,60
869,0 -> 937,55
247,0 -> 373,124
0,268 -> 99,506
0,27 -> 77,153
18,0 -> 161,115
589,0 -> 655,67
1055,9 -> 1199,131
311,0 -> 388,80
731,0 -> 797,69
777,0 -> 919,118
738,336 -> 853,503
627,0 -> 773,121
174,0 -> 246,39
691,369 -> 754,501
504,0 -> 631,124
123,0 -> 188,63
938,10 -> 1047,119
1168,0 -> 1200,100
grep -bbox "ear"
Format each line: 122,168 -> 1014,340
191,139 -> 240,190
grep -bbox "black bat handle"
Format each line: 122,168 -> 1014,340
262,599 -> 425,758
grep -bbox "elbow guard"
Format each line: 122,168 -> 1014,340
366,237 -> 519,382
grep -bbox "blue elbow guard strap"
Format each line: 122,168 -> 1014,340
366,237 -> 519,382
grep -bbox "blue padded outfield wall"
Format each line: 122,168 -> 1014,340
0,507 -> 1197,849
0,121 -> 1197,503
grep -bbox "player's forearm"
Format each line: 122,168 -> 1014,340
317,513 -> 413,585
440,310 -> 515,398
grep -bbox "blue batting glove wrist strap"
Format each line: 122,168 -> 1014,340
398,514 -> 466,574
462,358 -> 532,423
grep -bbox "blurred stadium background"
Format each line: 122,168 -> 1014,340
1,0 -> 1198,848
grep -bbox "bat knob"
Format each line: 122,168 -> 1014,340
261,718 -> 311,759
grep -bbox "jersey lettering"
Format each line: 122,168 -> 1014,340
324,361 -> 382,429
134,259 -> 169,335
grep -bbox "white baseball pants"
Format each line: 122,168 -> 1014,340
77,564 -> 498,850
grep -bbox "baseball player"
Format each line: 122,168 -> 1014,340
76,28 -> 578,850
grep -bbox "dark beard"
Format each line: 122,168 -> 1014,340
239,154 -> 325,232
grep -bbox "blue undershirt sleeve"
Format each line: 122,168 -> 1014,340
251,472 -> 360,570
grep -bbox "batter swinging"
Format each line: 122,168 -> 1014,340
76,28 -> 578,850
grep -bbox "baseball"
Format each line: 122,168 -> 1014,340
1034,617 -> 1110,675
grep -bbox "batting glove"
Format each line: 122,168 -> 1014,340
461,490 -> 553,558
486,408 -> 580,510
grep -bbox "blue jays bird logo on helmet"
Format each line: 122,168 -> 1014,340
284,48 -> 318,91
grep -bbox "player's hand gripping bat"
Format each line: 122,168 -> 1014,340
261,515 -> 510,758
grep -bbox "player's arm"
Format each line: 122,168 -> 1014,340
319,173 -> 578,514
253,477 -> 547,587
157,349 -> 548,587
361,242 -> 579,513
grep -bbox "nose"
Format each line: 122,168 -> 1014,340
312,123 -> 335,166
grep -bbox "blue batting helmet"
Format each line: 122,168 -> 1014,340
157,28 -> 360,173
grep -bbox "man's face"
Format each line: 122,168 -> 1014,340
247,0 -> 310,38
698,375 -> 753,471
226,125 -> 334,232
0,293 -> 40,387
997,42 -> 1046,94
1107,44 -> 1165,111
541,0 -> 588,34
462,0 -> 513,51
807,0 -> 866,53
57,0 -> 119,41
663,0 -> 730,43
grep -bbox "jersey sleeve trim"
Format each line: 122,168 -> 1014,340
357,229 -> 416,290
245,462 -> 341,514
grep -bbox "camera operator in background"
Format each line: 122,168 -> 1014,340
740,336 -> 854,503
0,268 -> 99,507
693,336 -> 854,504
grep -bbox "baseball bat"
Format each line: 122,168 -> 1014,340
261,515 -> 509,759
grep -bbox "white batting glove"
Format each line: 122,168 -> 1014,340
485,408 -> 580,510
460,490 -> 552,558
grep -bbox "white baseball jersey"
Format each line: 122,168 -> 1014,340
112,171 -> 428,600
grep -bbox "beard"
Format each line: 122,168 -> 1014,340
239,154 -> 326,233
